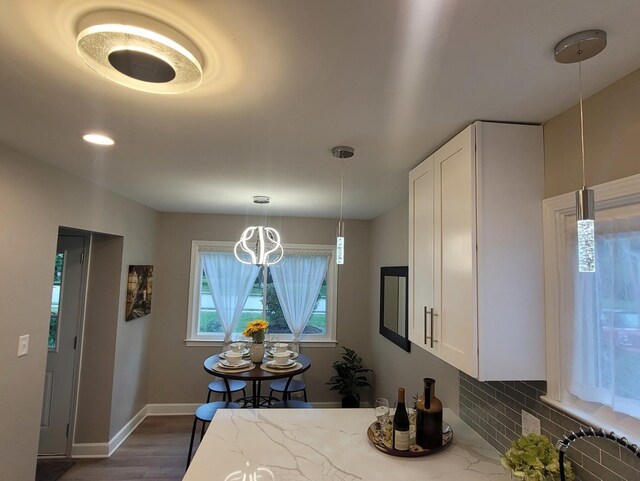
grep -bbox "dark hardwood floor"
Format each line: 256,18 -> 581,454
60,416 -> 194,481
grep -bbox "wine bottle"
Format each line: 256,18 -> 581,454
415,377 -> 443,449
392,387 -> 410,451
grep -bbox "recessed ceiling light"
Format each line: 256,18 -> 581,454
76,11 -> 203,94
83,133 -> 115,146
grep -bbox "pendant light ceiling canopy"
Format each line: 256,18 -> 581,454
76,10 -> 204,94
554,29 -> 607,273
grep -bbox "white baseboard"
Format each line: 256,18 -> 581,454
107,405 -> 148,456
71,442 -> 109,458
146,403 -> 200,416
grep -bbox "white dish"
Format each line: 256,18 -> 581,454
266,359 -> 296,369
215,362 -> 251,371
219,350 -> 250,359
220,359 -> 251,368
266,350 -> 298,359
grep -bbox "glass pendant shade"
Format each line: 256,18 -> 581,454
234,226 -> 283,266
576,188 -> 595,273
336,221 -> 345,265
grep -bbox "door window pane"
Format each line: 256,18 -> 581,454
49,253 -> 64,350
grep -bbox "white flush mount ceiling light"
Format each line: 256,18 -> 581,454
554,29 -> 607,273
76,11 -> 203,94
331,146 -> 354,265
83,133 -> 114,146
234,196 -> 284,266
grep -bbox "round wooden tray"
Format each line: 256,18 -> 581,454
367,421 -> 453,457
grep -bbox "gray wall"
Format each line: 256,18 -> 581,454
0,143 -> 157,480
148,213 -> 372,405
545,67 -> 640,197
368,200 -> 460,412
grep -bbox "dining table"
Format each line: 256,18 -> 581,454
203,352 -> 311,408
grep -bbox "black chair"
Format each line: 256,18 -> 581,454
206,379 -> 247,402
270,399 -> 313,409
269,379 -> 307,402
186,401 -> 240,469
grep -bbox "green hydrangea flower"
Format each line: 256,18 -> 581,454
500,434 -> 574,481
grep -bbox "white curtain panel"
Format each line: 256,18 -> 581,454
202,252 -> 259,344
563,207 -> 640,418
270,253 -> 330,343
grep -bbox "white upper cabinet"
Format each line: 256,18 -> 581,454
409,122 -> 545,381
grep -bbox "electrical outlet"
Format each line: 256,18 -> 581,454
18,335 -> 29,357
522,410 -> 540,436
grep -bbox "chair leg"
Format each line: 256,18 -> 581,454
242,388 -> 247,398
186,416 -> 198,470
200,420 -> 207,442
206,390 -> 211,403
303,389 -> 308,402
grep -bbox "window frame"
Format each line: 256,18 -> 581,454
185,240 -> 338,347
543,172 -> 640,443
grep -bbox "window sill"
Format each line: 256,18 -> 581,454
184,339 -> 337,348
540,395 -> 640,445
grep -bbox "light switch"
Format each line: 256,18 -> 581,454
18,335 -> 29,357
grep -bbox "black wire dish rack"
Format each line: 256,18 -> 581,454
556,427 -> 640,481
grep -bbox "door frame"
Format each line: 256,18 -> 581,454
39,229 -> 92,458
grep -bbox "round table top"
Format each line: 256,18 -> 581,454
203,353 -> 311,381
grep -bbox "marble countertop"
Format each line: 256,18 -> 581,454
183,408 -> 511,481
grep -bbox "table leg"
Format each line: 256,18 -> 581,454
257,380 -> 262,407
252,380 -> 258,408
283,376 -> 293,401
223,378 -> 231,402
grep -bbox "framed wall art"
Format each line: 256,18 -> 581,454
126,265 -> 153,321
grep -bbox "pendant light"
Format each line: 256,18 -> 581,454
331,146 -> 354,265
234,196 -> 283,266
554,30 -> 607,273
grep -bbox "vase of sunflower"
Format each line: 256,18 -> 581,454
243,320 -> 269,362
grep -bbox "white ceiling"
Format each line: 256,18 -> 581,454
1,0 -> 640,219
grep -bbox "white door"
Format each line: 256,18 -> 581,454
408,155 -> 436,351
435,126 -> 478,377
39,235 -> 86,455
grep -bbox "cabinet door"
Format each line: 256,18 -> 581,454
434,126 -> 478,376
408,155 -> 436,351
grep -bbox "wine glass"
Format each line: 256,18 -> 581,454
374,398 -> 390,426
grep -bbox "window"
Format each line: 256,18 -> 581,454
543,173 -> 640,442
186,241 -> 337,345
49,252 -> 64,350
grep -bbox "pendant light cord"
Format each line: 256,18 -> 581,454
578,59 -> 586,189
339,158 -> 344,222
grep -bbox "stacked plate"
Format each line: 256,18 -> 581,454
265,359 -> 297,369
265,349 -> 299,359
216,359 -> 252,370
219,349 -> 250,360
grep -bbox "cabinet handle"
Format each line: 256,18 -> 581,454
424,306 -> 428,345
424,307 -> 438,348
429,308 -> 438,348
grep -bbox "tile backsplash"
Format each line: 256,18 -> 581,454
459,372 -> 640,481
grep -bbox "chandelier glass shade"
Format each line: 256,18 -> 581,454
234,226 -> 283,266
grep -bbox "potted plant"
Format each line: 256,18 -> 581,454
501,433 -> 575,481
326,346 -> 372,408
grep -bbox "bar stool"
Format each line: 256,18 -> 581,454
186,401 -> 240,470
269,379 -> 307,401
270,399 -> 313,408
206,379 -> 247,402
